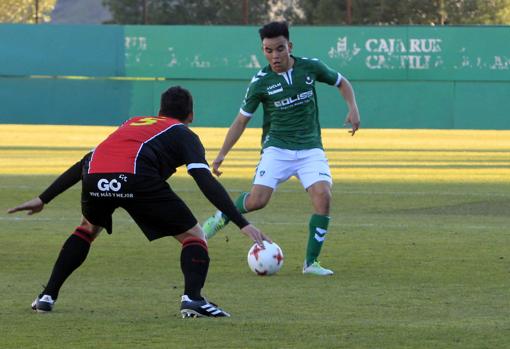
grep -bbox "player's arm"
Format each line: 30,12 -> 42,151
314,59 -> 360,135
7,153 -> 88,215
189,168 -> 248,228
213,75 -> 261,177
338,77 -> 360,136
177,127 -> 270,246
188,168 -> 270,246
212,113 -> 251,176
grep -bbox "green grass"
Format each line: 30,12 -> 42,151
2,177 -> 510,348
1,126 -> 510,348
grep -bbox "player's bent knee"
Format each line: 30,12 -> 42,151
309,184 -> 332,202
181,236 -> 208,251
176,224 -> 206,243
310,189 -> 331,214
318,190 -> 332,203
73,226 -> 99,244
246,185 -> 273,211
248,199 -> 268,211
79,217 -> 102,240
246,194 -> 271,211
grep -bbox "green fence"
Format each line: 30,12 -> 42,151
0,24 -> 509,129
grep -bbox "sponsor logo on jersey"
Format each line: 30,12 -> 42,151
268,88 -> 283,95
267,83 -> 283,95
97,178 -> 122,192
305,76 -> 314,85
319,172 -> 331,178
267,83 -> 282,90
89,175 -> 133,198
274,90 -> 314,108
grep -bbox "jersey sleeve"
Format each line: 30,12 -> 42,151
188,169 -> 249,229
239,74 -> 263,117
39,152 -> 90,204
175,127 -> 210,172
313,59 -> 343,87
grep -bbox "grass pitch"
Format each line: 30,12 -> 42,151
1,125 -> 510,348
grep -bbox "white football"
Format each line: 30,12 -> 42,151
247,241 -> 284,276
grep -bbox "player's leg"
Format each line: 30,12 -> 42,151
33,173 -> 116,312
203,147 -> 285,239
32,217 -> 103,312
303,181 -> 333,275
124,186 -> 229,318
174,225 -> 209,301
202,184 -> 274,239
297,149 -> 334,276
244,184 -> 274,211
175,225 -> 229,318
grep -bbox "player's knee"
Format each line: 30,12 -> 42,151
246,195 -> 269,211
72,226 -> 99,244
183,224 -> 206,241
182,236 -> 208,249
77,220 -> 102,241
312,189 -> 331,212
321,189 -> 332,203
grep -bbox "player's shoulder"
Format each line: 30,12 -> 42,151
168,124 -> 203,147
248,66 -> 272,86
295,56 -> 324,69
172,123 -> 196,137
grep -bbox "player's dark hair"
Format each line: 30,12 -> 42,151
259,21 -> 289,41
159,86 -> 193,120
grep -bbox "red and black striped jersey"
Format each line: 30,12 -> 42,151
88,116 -> 208,178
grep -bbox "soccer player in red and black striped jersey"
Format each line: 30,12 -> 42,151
8,86 -> 270,318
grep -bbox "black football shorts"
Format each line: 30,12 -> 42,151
81,173 -> 197,241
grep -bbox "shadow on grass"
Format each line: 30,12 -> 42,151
388,199 -> 510,217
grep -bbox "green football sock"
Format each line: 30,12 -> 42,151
305,214 -> 330,266
234,192 -> 250,213
221,192 -> 249,224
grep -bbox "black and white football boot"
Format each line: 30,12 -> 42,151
180,295 -> 230,318
31,294 -> 55,313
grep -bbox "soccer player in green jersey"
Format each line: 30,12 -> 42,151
203,21 -> 360,275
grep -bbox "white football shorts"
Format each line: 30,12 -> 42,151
253,146 -> 333,190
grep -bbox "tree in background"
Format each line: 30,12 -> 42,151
103,0 -> 270,24
2,0 -> 509,25
278,0 -> 510,25
0,0 -> 57,23
444,0 -> 510,24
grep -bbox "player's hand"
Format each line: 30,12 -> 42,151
7,197 -> 45,215
212,154 -> 225,177
344,109 -> 360,136
240,224 -> 272,248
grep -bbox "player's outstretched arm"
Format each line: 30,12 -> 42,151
212,113 -> 251,176
189,168 -> 271,247
7,197 -> 44,215
7,153 -> 87,215
339,78 -> 361,136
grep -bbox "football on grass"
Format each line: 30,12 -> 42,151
247,241 -> 284,275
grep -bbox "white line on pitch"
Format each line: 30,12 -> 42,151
0,216 -> 502,231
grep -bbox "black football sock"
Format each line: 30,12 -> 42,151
43,227 -> 95,299
180,237 -> 210,301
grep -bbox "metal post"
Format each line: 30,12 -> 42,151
243,0 -> 248,25
438,0 -> 446,25
346,0 -> 352,24
34,0 -> 39,24
143,0 -> 148,24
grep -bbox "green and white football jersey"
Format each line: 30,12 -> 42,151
240,56 -> 342,150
